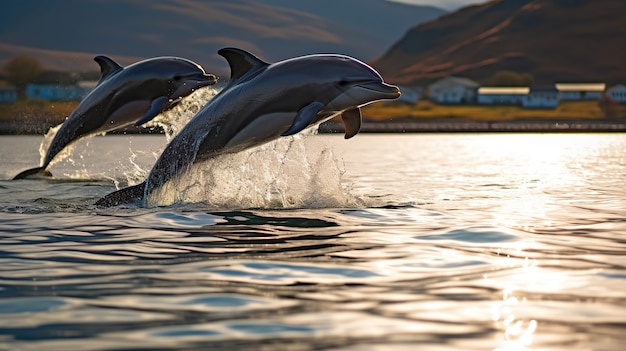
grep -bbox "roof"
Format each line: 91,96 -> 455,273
478,87 -> 530,95
77,81 -> 98,89
555,83 -> 606,92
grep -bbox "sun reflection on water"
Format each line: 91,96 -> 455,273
490,241 -> 543,350
492,287 -> 537,351
478,134 -> 621,350
482,134 -> 611,233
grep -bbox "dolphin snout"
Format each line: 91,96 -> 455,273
386,83 -> 401,99
196,73 -> 218,87
183,73 -> 218,91
170,73 -> 218,100
205,73 -> 218,85
360,81 -> 401,99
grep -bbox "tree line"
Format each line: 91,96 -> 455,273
1,56 -> 99,99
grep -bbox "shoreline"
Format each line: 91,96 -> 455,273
319,119 -> 626,133
2,99 -> 625,135
0,119 -> 162,135
2,118 -> 626,135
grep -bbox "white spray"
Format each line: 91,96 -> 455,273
146,129 -> 363,210
35,86 -> 220,180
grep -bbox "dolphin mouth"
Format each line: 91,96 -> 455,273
358,81 -> 401,99
190,73 -> 218,87
171,73 -> 218,98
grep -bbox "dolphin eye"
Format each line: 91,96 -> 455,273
338,80 -> 349,87
173,75 -> 182,81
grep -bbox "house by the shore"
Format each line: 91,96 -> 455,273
606,84 -> 626,103
423,76 -> 624,108
0,84 -> 17,104
394,85 -> 422,104
25,81 -> 96,101
522,87 -> 560,108
427,76 -> 479,104
477,87 -> 529,105
555,83 -> 606,101
476,86 -> 560,108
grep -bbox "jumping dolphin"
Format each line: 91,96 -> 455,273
12,55 -> 217,180
96,47 -> 400,206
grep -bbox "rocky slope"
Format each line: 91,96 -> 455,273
371,0 -> 626,85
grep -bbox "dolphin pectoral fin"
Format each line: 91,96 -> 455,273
12,167 -> 53,180
218,48 -> 269,85
341,108 -> 362,139
281,102 -> 324,136
94,56 -> 123,85
95,182 -> 146,207
134,96 -> 168,126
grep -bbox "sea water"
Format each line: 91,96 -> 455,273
0,133 -> 625,350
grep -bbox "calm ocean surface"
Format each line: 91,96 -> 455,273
0,133 -> 625,350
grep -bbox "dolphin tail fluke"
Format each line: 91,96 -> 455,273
95,182 -> 146,207
12,167 -> 53,180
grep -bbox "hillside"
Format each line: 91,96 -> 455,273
371,0 -> 626,85
0,0 -> 443,76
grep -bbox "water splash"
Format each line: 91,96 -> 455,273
114,146 -> 156,189
146,130 -> 363,209
35,86 -> 220,180
34,123 -> 99,180
38,123 -> 63,166
145,86 -> 221,140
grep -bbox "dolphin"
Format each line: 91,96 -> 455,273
95,47 -> 400,206
13,55 -> 217,180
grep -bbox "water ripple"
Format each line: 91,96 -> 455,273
2,134 -> 626,350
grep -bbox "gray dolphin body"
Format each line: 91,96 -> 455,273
96,47 -> 400,206
13,55 -> 217,179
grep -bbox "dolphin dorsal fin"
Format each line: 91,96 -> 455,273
218,47 -> 268,85
94,56 -> 123,85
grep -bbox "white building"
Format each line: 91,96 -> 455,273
555,83 -> 606,101
477,87 -> 529,105
427,76 -> 479,104
606,84 -> 626,103
522,87 -> 560,108
394,85 -> 422,104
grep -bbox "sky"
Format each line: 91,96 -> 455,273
387,0 -> 488,11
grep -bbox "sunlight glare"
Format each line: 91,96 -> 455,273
492,286 -> 537,351
486,134 -> 605,231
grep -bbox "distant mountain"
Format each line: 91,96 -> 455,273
0,0 -> 444,76
371,0 -> 626,85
